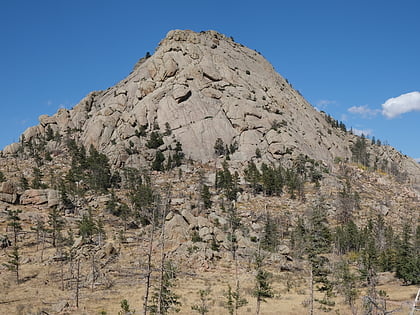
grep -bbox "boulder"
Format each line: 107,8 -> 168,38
0,181 -> 17,194
20,189 -> 59,206
166,214 -> 189,241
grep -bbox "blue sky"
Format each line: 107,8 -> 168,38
1,0 -> 419,160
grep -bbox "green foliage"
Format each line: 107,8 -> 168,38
20,176 -> 29,190
3,245 -> 20,284
214,138 -> 226,156
127,170 -> 158,226
223,285 -> 247,315
334,220 -> 363,254
307,199 -> 332,255
47,206 -> 65,247
86,145 -> 113,191
261,212 -> 279,252
78,209 -> 98,243
164,122 -> 172,136
200,185 -> 212,209
191,289 -> 211,314
45,125 -> 54,141
166,141 -> 185,170
191,230 -> 203,243
335,259 -> 359,310
0,170 -> 6,182
337,179 -> 360,224
215,161 -> 239,201
260,163 -> 283,196
146,131 -> 164,149
6,209 -> 22,244
118,299 -> 134,315
291,217 -> 307,257
351,135 -> 370,167
31,167 -> 47,189
395,223 -> 420,284
244,161 -> 261,194
59,181 -> 75,210
66,141 -> 115,192
173,141 -> 184,167
253,253 -> 274,312
148,260 -> 181,314
151,150 -> 165,171
284,168 -> 303,199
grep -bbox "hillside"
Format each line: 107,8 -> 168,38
0,30 -> 419,315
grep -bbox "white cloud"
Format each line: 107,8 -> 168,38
316,99 -> 336,107
381,91 -> 420,118
352,128 -> 372,137
315,99 -> 336,111
348,105 -> 380,118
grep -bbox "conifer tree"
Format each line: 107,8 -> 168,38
253,251 -> 273,315
200,185 -> 212,209
31,167 -> 44,189
261,211 -> 279,252
0,170 -> 6,182
78,208 -> 98,243
223,285 -> 247,315
244,161 -> 261,195
6,209 -> 22,245
192,288 -> 211,314
148,260 -> 181,314
4,209 -> 22,284
48,206 -> 64,248
3,245 -> 20,284
152,150 -> 165,172
335,259 -> 358,314
396,223 -> 419,284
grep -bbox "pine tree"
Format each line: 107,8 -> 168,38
253,252 -> 273,315
152,150 -> 165,172
335,259 -> 358,314
78,208 -> 98,243
146,131 -> 164,149
48,206 -> 64,247
395,223 -> 419,284
31,167 -> 44,189
200,185 -> 212,209
6,209 -> 22,245
261,211 -> 279,252
86,145 -> 112,191
244,161 -> 261,195
148,260 -> 181,314
214,138 -> 226,156
192,288 -> 211,314
223,285 -> 248,315
3,245 -> 20,284
0,170 -> 6,182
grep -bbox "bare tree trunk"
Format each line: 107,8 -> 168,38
143,208 -> 156,315
91,254 -> 95,292
75,259 -> 80,308
41,230 -> 45,262
157,185 -> 171,314
309,267 -> 314,315
61,259 -> 64,291
256,299 -> 261,315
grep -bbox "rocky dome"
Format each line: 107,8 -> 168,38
3,29 -> 420,186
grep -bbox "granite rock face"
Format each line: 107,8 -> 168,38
3,29 -> 420,185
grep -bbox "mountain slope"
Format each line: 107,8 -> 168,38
2,29 -> 420,187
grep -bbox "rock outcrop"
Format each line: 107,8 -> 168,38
2,29 -> 420,185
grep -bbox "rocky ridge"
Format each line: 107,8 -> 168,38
2,29 -> 419,188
